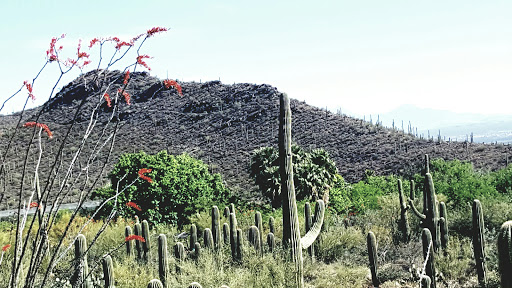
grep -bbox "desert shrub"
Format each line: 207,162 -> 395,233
92,150 -> 230,225
491,163 -> 512,194
413,158 -> 498,208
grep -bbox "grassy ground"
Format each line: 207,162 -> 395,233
0,195 -> 507,288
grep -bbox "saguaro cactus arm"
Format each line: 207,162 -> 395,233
301,200 -> 325,250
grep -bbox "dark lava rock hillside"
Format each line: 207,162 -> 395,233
1,70 -> 511,208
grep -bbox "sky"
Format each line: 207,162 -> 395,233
1,0 -> 512,120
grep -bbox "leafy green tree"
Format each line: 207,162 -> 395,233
250,144 -> 337,208
92,151 -> 229,225
492,164 -> 512,194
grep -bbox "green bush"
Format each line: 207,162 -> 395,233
413,158 -> 498,208
92,151 -> 230,225
491,164 -> 512,194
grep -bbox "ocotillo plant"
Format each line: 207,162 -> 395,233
158,234 -> 169,288
71,234 -> 92,288
101,255 -> 114,288
142,220 -> 151,261
472,200 -> 486,288
409,173 -> 441,251
279,93 -> 325,288
212,206 -> 221,250
147,279 -> 164,288
421,228 -> 436,288
367,231 -> 379,288
397,179 -> 410,243
498,221 -> 512,287
125,226 -> 133,256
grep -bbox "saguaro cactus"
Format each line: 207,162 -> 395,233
236,228 -> 243,261
397,179 -> 410,243
498,221 -> 512,287
174,242 -> 185,274
367,231 -> 379,288
279,93 -> 325,288
142,220 -> 151,261
420,275 -> 431,288
409,172 -> 441,251
125,226 -> 133,256
229,212 -> 238,259
255,211 -> 264,255
212,206 -> 221,250
305,202 -> 315,260
248,225 -> 261,254
134,222 -> 143,259
203,228 -> 214,249
102,255 -> 114,288
223,223 -> 230,245
147,279 -> 164,288
472,200 -> 486,288
158,234 -> 169,288
71,234 -> 92,288
439,202 -> 449,250
267,232 -> 276,252
194,242 -> 201,259
188,283 -> 203,288
421,228 -> 436,288
269,216 -> 275,234
189,224 -> 197,251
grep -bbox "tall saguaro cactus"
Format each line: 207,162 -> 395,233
212,206 -> 221,250
367,231 -> 379,288
472,200 -> 486,288
142,220 -> 151,261
102,255 -> 114,288
397,179 -> 410,243
125,226 -> 133,257
158,234 -> 169,288
421,228 -> 436,288
279,93 -> 325,288
71,234 -> 92,288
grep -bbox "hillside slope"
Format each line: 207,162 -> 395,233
1,70 -> 510,208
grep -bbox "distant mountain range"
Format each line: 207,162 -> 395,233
369,105 -> 512,144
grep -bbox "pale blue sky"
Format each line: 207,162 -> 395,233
1,0 -> 511,117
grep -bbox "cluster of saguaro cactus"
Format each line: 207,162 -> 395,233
408,155 -> 448,252
279,93 -> 325,288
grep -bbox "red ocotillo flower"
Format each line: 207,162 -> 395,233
163,80 -> 183,96
138,168 -> 153,183
136,55 -> 152,71
23,122 -> 53,139
126,201 -> 142,211
146,27 -> 168,37
103,93 -> 112,107
29,202 -> 39,208
117,89 -> 131,105
2,244 -> 11,252
23,81 -> 35,100
125,235 -> 145,242
123,70 -> 130,85
88,37 -> 101,48
115,41 -> 133,50
46,34 -> 65,62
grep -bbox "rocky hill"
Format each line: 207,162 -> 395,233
1,70 -> 511,208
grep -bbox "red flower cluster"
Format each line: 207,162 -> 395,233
23,122 -> 53,139
46,34 -> 65,62
138,168 -> 153,183
136,55 -> 152,71
163,80 -> 183,96
117,88 -> 131,105
29,202 -> 39,208
23,81 -> 35,100
126,201 -> 142,211
115,40 -> 133,50
125,235 -> 145,242
147,27 -> 168,37
123,70 -> 130,85
103,93 -> 112,107
88,38 -> 101,48
2,244 -> 11,252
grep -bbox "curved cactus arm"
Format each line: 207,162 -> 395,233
301,200 -> 325,250
408,198 -> 426,220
